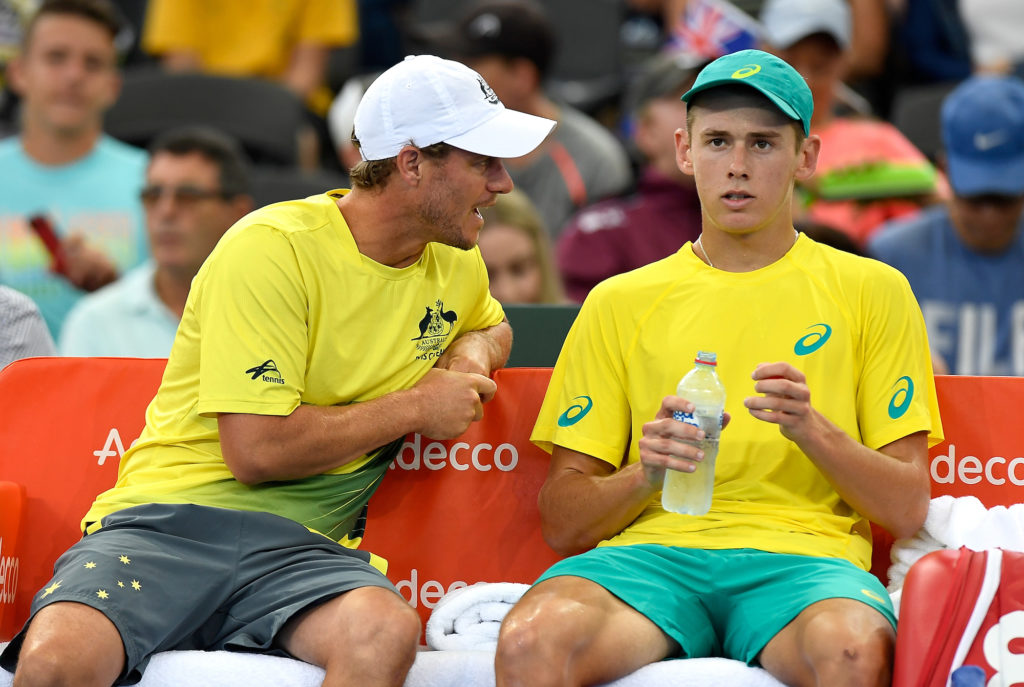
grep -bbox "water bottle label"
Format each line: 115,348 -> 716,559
673,410 -> 700,427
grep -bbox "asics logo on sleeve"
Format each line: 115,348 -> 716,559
888,376 -> 914,419
557,396 -> 593,427
794,323 -> 832,356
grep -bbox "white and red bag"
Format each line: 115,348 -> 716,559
894,547 -> 1024,686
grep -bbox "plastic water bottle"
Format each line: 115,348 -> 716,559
661,351 -> 725,516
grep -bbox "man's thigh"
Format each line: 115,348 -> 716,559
717,550 -> 895,664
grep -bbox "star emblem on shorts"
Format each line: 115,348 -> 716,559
40,581 -> 62,598
131,580 -> 142,591
96,589 -> 109,600
117,581 -> 125,588
119,555 -> 131,565
84,561 -> 97,569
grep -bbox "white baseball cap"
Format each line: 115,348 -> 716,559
760,0 -> 852,51
353,54 -> 556,161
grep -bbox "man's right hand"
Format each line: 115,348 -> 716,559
638,395 -> 731,488
410,368 -> 498,439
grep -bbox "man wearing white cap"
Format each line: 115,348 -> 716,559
2,54 -> 555,687
870,75 -> 1024,376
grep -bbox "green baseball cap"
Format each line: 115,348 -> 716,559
681,49 -> 813,136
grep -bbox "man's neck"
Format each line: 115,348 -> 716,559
153,268 -> 193,319
336,189 -> 428,269
20,122 -> 102,166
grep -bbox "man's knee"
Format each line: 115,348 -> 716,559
803,608 -> 894,686
14,603 -> 125,687
497,591 -> 585,667
340,587 -> 421,652
16,631 -> 120,687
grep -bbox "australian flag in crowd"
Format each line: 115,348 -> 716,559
668,0 -> 761,60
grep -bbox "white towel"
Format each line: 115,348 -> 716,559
425,582 -> 529,651
887,495 -> 1024,593
0,642 -> 785,687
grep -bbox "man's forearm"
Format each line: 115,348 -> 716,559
796,416 -> 930,539
436,319 -> 513,375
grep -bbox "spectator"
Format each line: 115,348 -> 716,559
761,0 -> 942,246
422,0 -> 633,237
495,49 -> 940,686
556,51 -> 703,303
0,0 -> 148,338
1,54 -> 554,685
0,285 -> 55,369
478,188 -> 565,304
141,0 -> 358,115
59,126 -> 253,357
898,0 -> 1024,84
869,75 -> 1024,376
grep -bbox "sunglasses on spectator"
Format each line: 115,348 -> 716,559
140,185 -> 231,206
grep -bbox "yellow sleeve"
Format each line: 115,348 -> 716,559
195,225 -> 309,417
857,264 -> 944,450
531,283 -> 632,465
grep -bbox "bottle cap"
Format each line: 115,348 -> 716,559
695,351 -> 718,366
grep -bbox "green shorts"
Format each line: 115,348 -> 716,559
535,544 -> 895,664
0,503 -> 398,685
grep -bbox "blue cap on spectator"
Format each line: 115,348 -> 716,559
942,75 -> 1024,197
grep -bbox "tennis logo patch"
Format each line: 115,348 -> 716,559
245,359 -> 284,385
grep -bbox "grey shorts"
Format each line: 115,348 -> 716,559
0,503 -> 398,684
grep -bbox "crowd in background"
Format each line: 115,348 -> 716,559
0,0 -> 1022,376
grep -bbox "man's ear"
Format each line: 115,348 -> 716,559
675,127 -> 694,176
794,134 -> 821,183
395,146 -> 423,185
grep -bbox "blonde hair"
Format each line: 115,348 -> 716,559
479,190 -> 565,304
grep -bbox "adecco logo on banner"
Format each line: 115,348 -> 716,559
931,444 -> 1024,487
0,537 -> 18,606
396,568 -> 469,609
92,427 -> 141,466
391,433 -> 519,472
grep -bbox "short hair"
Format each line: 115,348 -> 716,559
348,139 -> 454,190
23,0 -> 123,48
685,84 -> 806,151
148,126 -> 252,197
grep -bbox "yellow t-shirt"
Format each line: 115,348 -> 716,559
85,191 -> 505,548
532,234 -> 943,569
142,0 -> 357,112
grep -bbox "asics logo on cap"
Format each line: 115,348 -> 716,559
731,64 -> 762,79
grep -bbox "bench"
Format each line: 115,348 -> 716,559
1,357 -> 1021,685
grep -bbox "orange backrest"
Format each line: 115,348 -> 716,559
1,358 -> 1022,640
0,357 -> 167,640
0,480 -> 25,638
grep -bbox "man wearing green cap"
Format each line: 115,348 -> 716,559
495,50 -> 942,686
